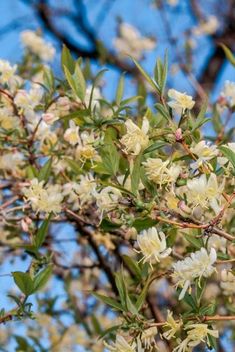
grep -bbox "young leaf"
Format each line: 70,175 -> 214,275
219,146 -> 235,170
74,62 -> 86,102
33,265 -> 53,293
63,63 -> 86,102
12,272 -> 34,296
184,232 -> 204,249
100,144 -> 120,176
132,58 -> 160,95
219,43 -> 235,67
155,103 -> 171,122
116,74 -> 125,105
114,272 -> 126,308
131,153 -> 142,195
61,45 -> 75,73
136,278 -> 150,311
93,293 -> 123,311
122,255 -> 142,280
34,213 -> 52,249
38,158 -> 52,182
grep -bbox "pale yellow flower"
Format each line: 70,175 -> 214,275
21,30 -> 55,61
186,173 -> 224,213
172,248 -> 217,300
120,117 -> 149,155
163,310 -> 182,340
168,89 -> 195,114
137,227 -> 171,268
143,158 -> 181,188
104,334 -> 136,352
64,120 -> 80,146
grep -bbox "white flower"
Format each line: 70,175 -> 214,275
190,140 -> 218,170
139,326 -> 158,349
220,269 -> 235,296
186,173 -> 224,213
0,107 -> 19,129
114,23 -> 155,60
0,60 -> 16,83
120,117 -> 149,155
172,248 -> 217,300
219,80 -> 235,108
0,152 -> 23,173
42,112 -> 59,125
23,178 -> 63,214
117,175 -> 144,192
75,131 -> 100,163
21,30 -> 55,61
63,174 -> 96,210
173,324 -> 218,352
207,234 -> 227,254
137,227 -> 171,268
64,120 -> 80,146
193,16 -> 219,36
168,89 -> 195,114
95,186 -> 122,214
143,158 -> 181,188
104,335 -> 136,352
185,323 -> 219,347
163,310 -> 182,340
14,87 -> 43,118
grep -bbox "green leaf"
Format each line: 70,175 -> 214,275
154,50 -> 168,95
74,62 -> 86,101
219,146 -> 235,170
34,214 -> 52,249
184,232 -> 203,249
25,165 -> 38,180
155,103 -> 171,122
43,68 -> 55,92
116,74 -> 125,105
182,291 -> 197,310
100,144 -> 120,176
132,58 -> 160,94
100,219 -> 121,232
120,95 -> 142,106
131,154 -> 142,195
136,278 -> 150,311
122,255 -> 142,281
32,265 -> 53,293
93,293 -> 123,311
190,101 -> 209,132
59,109 -> 90,123
12,272 -> 34,296
63,63 -> 86,101
98,324 -> 121,339
61,45 -> 75,73
38,158 -> 52,182
143,141 -> 166,154
115,272 -> 126,308
219,43 -> 235,67
132,217 -> 157,232
65,158 -> 81,174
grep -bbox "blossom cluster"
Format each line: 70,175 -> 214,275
0,29 -> 234,351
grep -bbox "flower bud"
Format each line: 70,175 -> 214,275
175,128 -> 182,141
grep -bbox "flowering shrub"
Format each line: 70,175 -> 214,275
0,30 -> 235,351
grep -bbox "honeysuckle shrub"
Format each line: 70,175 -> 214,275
0,30 -> 235,351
